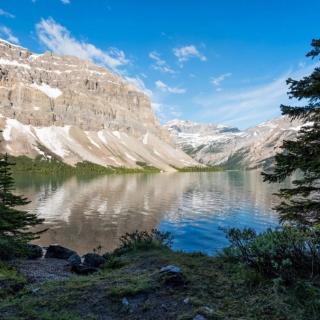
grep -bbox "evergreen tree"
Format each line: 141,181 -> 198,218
262,39 -> 320,227
0,153 -> 44,247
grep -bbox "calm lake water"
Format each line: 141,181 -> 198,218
15,171 -> 287,255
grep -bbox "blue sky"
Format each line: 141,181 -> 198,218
0,0 -> 319,129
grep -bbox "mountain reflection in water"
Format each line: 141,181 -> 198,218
15,171 -> 288,255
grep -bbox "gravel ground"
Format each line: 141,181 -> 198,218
11,258 -> 73,283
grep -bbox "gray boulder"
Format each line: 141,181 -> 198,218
160,265 -> 181,274
83,253 -> 106,268
159,265 -> 186,287
67,254 -> 81,267
45,245 -> 76,260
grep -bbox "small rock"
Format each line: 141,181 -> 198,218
45,245 -> 76,260
71,264 -> 99,275
183,297 -> 190,304
67,254 -> 81,267
161,304 -> 168,310
159,265 -> 186,287
122,297 -> 129,306
201,306 -> 214,315
26,244 -> 43,259
31,287 -> 40,294
83,253 -> 106,268
160,265 -> 181,274
193,315 -> 206,320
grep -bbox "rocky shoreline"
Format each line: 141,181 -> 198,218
1,242 -> 317,319
12,244 -> 109,283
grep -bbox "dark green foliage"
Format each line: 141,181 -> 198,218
262,39 -> 320,226
223,227 -> 320,283
103,256 -> 126,269
0,154 -> 44,259
0,237 -> 25,260
135,161 -> 160,172
8,155 -> 160,175
8,155 -> 76,175
113,229 -> 173,255
174,165 -> 222,172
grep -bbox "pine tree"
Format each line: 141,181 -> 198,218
0,153 -> 44,247
262,39 -> 320,227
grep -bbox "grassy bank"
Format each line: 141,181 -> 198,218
0,245 -> 318,319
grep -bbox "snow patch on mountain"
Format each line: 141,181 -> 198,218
165,117 -> 301,169
31,83 -> 62,99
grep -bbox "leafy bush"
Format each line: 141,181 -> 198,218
0,237 -> 27,260
113,229 -> 173,255
103,256 -> 126,269
223,227 -> 320,283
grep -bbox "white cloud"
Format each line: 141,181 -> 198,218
0,26 -> 19,44
125,76 -> 153,97
36,18 -> 128,71
151,102 -> 162,112
194,64 -> 317,129
173,45 -> 206,65
0,9 -> 15,18
155,80 -> 186,94
61,0 -> 70,4
151,101 -> 182,122
149,51 -> 175,74
211,72 -> 232,86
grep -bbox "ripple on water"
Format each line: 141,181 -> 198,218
16,171 -> 282,255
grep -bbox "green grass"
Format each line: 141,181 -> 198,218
0,263 -> 24,282
1,247 -> 319,319
0,262 -> 26,299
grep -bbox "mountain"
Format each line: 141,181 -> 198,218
165,117 -> 301,169
0,39 -> 197,171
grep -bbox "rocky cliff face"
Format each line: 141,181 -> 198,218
0,39 -> 197,171
165,117 -> 301,169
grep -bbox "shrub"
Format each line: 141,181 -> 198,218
113,229 -> 173,255
103,256 -> 126,269
223,227 -> 320,283
0,237 -> 27,260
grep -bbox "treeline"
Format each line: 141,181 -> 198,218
7,155 -> 161,175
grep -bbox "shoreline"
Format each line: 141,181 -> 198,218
0,241 -> 316,320
8,155 -> 223,176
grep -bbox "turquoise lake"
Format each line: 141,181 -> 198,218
15,171 -> 288,255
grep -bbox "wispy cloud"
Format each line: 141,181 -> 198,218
36,18 -> 128,71
125,76 -> 153,97
173,45 -> 206,66
0,26 -> 19,44
60,0 -> 70,4
155,80 -> 186,94
0,9 -> 15,18
151,102 -> 182,122
194,64 -> 317,129
211,72 -> 232,87
149,51 -> 175,74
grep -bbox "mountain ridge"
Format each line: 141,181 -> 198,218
165,117 -> 301,169
0,39 -> 197,171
